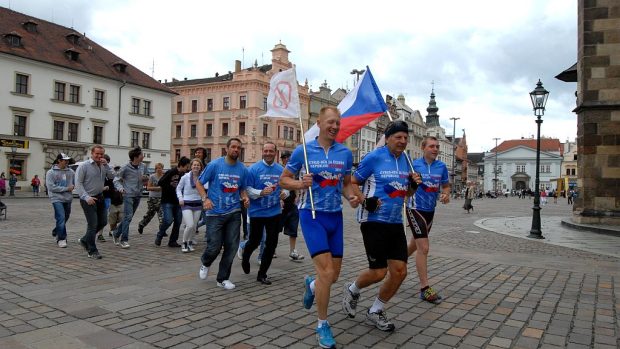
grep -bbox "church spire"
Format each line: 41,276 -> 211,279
425,84 -> 440,127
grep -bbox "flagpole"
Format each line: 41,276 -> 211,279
293,69 -> 316,219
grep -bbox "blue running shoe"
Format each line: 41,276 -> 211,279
302,275 -> 315,309
316,323 -> 336,349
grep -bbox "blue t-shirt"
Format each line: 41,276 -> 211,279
409,157 -> 449,212
354,146 -> 411,224
247,160 -> 283,218
286,139 -> 352,212
199,157 -> 248,215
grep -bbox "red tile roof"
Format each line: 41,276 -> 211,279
492,139 -> 563,153
0,7 -> 175,94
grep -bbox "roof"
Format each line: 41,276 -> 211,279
468,152 -> 484,164
555,62 -> 577,82
0,7 -> 175,94
491,139 -> 563,153
165,64 -> 273,87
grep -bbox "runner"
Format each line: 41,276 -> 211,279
280,106 -> 363,349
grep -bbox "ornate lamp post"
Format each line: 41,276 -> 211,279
10,145 -> 17,175
528,79 -> 549,239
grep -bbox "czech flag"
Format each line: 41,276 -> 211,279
305,66 -> 388,143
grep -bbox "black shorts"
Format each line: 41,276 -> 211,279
406,209 -> 434,239
360,222 -> 408,269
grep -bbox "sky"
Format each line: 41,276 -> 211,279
5,0 -> 578,153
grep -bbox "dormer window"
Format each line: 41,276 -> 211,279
23,20 -> 38,33
4,33 -> 22,47
66,33 -> 80,45
65,48 -> 80,61
113,61 -> 127,73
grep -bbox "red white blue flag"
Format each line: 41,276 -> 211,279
305,66 -> 388,142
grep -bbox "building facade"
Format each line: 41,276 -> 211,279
166,43 -> 310,165
0,7 -> 174,190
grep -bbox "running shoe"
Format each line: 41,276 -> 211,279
302,275 -> 315,309
420,286 -> 443,304
316,323 -> 336,349
342,282 -> 360,318
289,249 -> 305,262
366,309 -> 395,332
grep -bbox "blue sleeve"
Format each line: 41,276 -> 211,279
354,152 -> 373,183
199,161 -> 215,185
286,146 -> 304,174
441,164 -> 449,185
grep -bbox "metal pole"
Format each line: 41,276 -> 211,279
492,138 -> 500,194
450,117 -> 459,197
529,116 -> 544,238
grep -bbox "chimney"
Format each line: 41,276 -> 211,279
235,60 -> 241,73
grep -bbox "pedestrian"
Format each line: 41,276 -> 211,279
106,166 -> 124,241
242,142 -> 286,285
194,147 -> 209,238
177,158 -> 204,252
463,182 -> 474,213
197,138 -> 250,290
342,120 -> 420,332
406,136 -> 450,305
279,150 -> 304,262
46,153 -> 75,248
568,189 -> 574,204
112,147 -> 148,249
280,106 -> 363,349
137,163 -> 164,235
0,172 -> 6,196
155,157 -> 190,248
31,174 -> 41,196
95,154 -> 112,242
9,173 -> 17,196
552,189 -> 558,204
75,145 -> 115,259
540,189 -> 547,206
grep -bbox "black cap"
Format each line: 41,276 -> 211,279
280,151 -> 292,158
56,153 -> 71,161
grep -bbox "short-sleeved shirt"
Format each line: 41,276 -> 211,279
286,139 -> 352,213
247,160 -> 284,218
354,146 -> 410,224
148,174 -> 162,198
409,157 -> 449,212
199,157 -> 248,216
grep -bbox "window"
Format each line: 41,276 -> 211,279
223,97 -> 230,110
239,122 -> 245,136
545,165 -> 551,173
263,97 -> 267,110
240,148 -> 245,162
571,168 -> 576,175
192,100 -> 197,112
6,34 -> 21,47
132,98 -> 140,114
69,85 -> 80,104
207,98 -> 213,111
289,127 -> 294,140
222,123 -> 229,136
94,90 -> 105,108
176,125 -> 182,138
566,169 -> 571,176
93,125 -> 103,144
262,124 -> 268,137
205,148 -> 211,162
15,73 -> 28,94
206,124 -> 213,137
142,132 -> 150,149
175,149 -> 181,162
190,124 -> 197,137
240,96 -> 247,109
297,130 -> 301,141
10,159 -> 25,181
68,122 -> 78,141
54,82 -> 65,101
517,165 -> 525,173
573,154 -> 577,161
53,121 -> 64,140
283,126 -> 289,139
131,131 -> 140,148
176,101 -> 182,113
143,100 -> 151,116
14,115 -> 27,136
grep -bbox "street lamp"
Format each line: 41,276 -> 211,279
450,117 -> 460,196
528,79 -> 549,239
10,145 -> 16,175
350,69 -> 365,83
492,137 -> 500,194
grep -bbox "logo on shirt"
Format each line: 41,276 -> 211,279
383,181 -> 408,198
313,171 -> 341,188
263,181 -> 278,191
221,181 -> 239,193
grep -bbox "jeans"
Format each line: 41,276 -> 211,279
52,201 -> 72,241
201,211 -> 241,283
80,196 -> 107,253
240,228 -> 266,260
158,202 -> 181,244
116,196 -> 141,242
243,215 -> 281,278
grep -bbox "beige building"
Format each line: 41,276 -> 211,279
166,43 -> 310,165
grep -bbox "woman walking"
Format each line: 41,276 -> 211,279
176,158 -> 204,252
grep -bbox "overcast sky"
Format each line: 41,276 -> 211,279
6,0 -> 578,153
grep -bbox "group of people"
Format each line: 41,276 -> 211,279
43,106 -> 451,349
0,172 -> 18,196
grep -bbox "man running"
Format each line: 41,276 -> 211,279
342,120 -> 420,331
138,162 -> 164,235
155,157 -> 190,247
113,147 -> 148,248
280,106 -> 363,349
406,136 -> 450,304
46,153 -> 75,248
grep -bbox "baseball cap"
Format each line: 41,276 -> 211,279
280,151 -> 292,158
56,153 -> 71,160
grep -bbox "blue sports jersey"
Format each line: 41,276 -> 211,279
409,157 -> 449,212
286,139 -> 352,212
247,160 -> 283,218
354,146 -> 411,224
199,157 -> 248,215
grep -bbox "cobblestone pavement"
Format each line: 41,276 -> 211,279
0,196 -> 618,348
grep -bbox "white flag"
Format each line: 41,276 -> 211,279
304,123 -> 320,142
262,68 -> 300,118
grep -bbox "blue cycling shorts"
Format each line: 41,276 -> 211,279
299,209 -> 343,258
